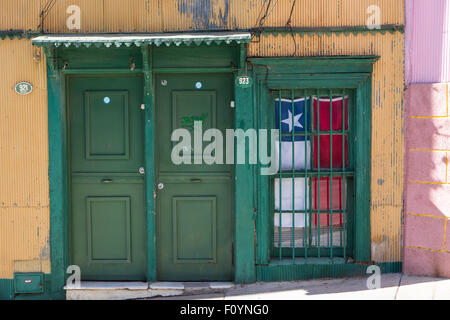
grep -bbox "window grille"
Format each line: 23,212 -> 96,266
271,89 -> 353,260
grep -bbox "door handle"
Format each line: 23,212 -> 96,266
157,182 -> 164,190
102,179 -> 113,183
190,178 -> 202,183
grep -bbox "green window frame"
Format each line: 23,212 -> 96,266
251,57 -> 377,266
270,88 -> 354,260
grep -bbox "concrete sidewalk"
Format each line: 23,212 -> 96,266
150,274 -> 450,300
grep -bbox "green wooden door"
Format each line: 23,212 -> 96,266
156,74 -> 234,281
68,75 -> 146,280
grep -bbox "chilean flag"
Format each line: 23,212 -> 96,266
274,96 -> 348,230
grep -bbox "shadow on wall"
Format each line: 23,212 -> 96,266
404,0 -> 450,278
404,83 -> 450,278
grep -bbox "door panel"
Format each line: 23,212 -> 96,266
69,76 -> 145,280
86,196 -> 131,263
84,91 -> 129,159
172,196 -> 217,264
156,74 -> 234,281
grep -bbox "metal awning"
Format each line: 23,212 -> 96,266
31,32 -> 251,48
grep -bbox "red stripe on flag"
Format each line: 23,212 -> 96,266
313,97 -> 349,131
312,96 -> 349,169
312,177 -> 344,226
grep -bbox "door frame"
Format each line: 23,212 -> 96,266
45,43 -> 255,296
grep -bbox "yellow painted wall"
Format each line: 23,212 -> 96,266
0,39 -> 50,279
0,0 -> 404,278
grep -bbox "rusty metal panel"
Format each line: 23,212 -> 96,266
249,32 -> 404,263
0,39 -> 50,278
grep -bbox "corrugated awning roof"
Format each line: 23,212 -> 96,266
31,32 -> 251,48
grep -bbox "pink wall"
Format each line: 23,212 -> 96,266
405,0 -> 450,84
404,84 -> 450,277
404,0 -> 450,278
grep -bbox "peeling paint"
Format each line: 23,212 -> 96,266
177,0 -> 229,30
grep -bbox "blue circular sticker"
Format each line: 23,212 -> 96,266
103,97 -> 111,104
195,82 -> 202,89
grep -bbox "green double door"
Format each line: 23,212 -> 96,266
69,74 -> 234,281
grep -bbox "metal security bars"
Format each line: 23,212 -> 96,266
271,89 -> 354,260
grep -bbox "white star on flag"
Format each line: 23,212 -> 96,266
281,110 -> 303,132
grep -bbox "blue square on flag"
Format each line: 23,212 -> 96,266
275,98 -> 311,171
275,98 -> 310,141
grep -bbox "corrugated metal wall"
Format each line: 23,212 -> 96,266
0,0 -> 404,279
0,39 -> 50,279
2,0 -> 404,32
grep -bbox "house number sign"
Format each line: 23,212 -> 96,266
235,75 -> 253,88
15,82 -> 33,95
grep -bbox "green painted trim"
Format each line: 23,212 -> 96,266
1,25 -> 403,42
152,67 -> 237,73
354,76 -> 372,262
253,25 -> 404,37
0,279 -> 14,300
0,30 -> 40,40
265,74 -> 370,89
256,77 -> 271,266
256,261 -> 402,281
45,46 -> 68,299
142,45 -> 157,281
61,69 -> 144,74
250,57 -> 380,75
233,43 -> 256,284
250,56 -> 380,65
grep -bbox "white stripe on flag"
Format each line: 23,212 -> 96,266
274,177 -> 310,211
275,141 -> 311,171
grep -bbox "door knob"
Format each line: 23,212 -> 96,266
157,182 -> 164,190
139,167 -> 145,174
